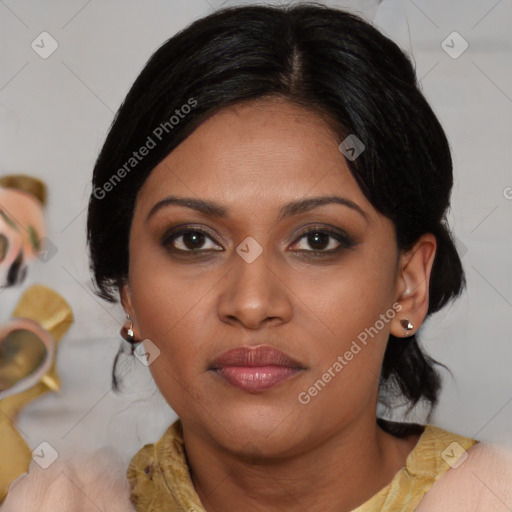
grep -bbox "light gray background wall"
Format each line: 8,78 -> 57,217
0,0 -> 511,464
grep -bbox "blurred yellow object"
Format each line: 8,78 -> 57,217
0,284 -> 73,502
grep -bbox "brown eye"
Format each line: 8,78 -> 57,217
304,231 -> 332,251
162,228 -> 223,254
291,227 -> 356,255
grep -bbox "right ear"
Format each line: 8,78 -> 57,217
120,283 -> 135,320
120,283 -> 142,340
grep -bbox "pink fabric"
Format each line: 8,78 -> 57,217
416,442 -> 512,511
1,449 -> 135,512
2,441 -> 512,511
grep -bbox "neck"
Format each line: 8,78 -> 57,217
183,414 -> 418,512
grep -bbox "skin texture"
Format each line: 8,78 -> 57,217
121,97 -> 437,512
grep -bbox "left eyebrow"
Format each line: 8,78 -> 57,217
145,194 -> 368,223
276,195 -> 368,222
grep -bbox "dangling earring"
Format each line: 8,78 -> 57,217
114,315 -> 140,387
120,315 -> 138,345
400,319 -> 414,337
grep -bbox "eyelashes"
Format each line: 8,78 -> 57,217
163,228 -> 223,254
161,225 -> 358,258
291,227 -> 356,254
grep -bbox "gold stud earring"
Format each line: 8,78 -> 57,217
400,319 -> 414,337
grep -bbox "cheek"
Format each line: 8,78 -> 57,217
293,248 -> 398,405
131,280 -> 209,363
129,274 -> 212,414
297,247 -> 396,348
127,253 -> 219,384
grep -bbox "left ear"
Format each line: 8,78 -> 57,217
391,233 -> 437,338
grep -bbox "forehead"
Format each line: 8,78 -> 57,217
136,97 -> 375,220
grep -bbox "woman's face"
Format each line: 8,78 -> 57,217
123,97 -> 434,456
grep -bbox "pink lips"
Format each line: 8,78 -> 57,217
209,345 -> 304,393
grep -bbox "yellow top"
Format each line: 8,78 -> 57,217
127,419 -> 478,511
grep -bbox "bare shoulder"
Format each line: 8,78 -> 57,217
1,448 -> 136,512
416,441 -> 512,511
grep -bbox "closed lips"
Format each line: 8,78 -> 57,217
208,345 -> 305,393
209,345 -> 304,369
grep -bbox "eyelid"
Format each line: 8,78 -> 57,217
293,224 -> 353,240
290,224 -> 357,251
161,224 -> 223,249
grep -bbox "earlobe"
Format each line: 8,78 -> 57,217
391,233 -> 437,338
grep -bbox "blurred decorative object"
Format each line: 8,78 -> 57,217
0,318 -> 55,400
0,174 -> 47,287
0,284 -> 73,503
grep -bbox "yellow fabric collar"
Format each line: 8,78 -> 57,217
127,419 -> 478,512
352,424 -> 478,511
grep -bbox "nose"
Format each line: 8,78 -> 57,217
217,243 -> 293,330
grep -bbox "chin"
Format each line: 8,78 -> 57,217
209,403 -> 307,457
